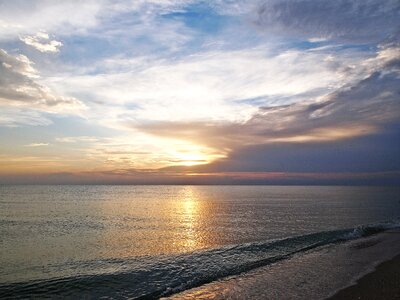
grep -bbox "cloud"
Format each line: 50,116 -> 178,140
52,46 -> 367,129
55,136 -> 100,143
20,32 -> 63,53
0,49 -> 85,115
25,143 -> 49,147
135,45 -> 400,150
256,0 -> 400,43
1,0 -> 399,182
0,0 -> 195,43
207,126 -> 400,174
0,0 -> 103,40
58,134 -> 225,170
0,106 -> 52,127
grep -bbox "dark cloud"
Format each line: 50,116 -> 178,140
256,0 -> 400,43
198,123 -> 400,173
247,65 -> 400,141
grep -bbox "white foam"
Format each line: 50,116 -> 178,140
165,229 -> 400,300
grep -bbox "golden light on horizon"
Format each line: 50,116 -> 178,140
174,152 -> 209,166
167,142 -> 226,167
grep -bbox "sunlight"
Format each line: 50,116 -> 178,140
79,133 -> 227,171
177,187 -> 202,250
175,152 -> 209,166
166,141 -> 226,167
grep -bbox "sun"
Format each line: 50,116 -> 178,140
159,139 -> 227,168
175,153 -> 209,166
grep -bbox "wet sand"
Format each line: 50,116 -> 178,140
329,253 -> 400,300
165,230 -> 400,300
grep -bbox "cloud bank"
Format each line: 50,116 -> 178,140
256,0 -> 400,43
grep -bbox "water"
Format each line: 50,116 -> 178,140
0,185 -> 399,298
168,230 -> 400,300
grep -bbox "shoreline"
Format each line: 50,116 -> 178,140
329,252 -> 400,300
166,230 -> 400,299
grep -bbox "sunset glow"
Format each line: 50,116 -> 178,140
0,1 -> 399,185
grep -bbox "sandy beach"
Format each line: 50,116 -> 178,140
330,252 -> 400,300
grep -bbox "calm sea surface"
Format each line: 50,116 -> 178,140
1,185 -> 399,298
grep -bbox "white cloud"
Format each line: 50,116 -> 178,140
56,136 -> 100,143
0,49 -> 85,115
0,0 -> 103,40
0,0 -> 195,41
20,32 -> 63,53
25,143 -> 49,147
48,46 -> 368,128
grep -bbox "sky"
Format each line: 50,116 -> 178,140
0,0 -> 399,184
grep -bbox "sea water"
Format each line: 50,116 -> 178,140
0,185 -> 399,298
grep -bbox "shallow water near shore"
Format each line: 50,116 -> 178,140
1,185 -> 400,298
167,230 -> 400,300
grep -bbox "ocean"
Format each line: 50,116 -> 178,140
1,185 -> 399,299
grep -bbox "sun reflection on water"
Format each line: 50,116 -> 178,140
95,186 -> 217,258
179,187 -> 201,250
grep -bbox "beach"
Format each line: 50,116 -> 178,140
330,250 -> 400,300
166,230 -> 400,299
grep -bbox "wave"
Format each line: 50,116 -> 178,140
1,219 -> 399,299
341,220 -> 400,240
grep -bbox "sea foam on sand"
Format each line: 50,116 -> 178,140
165,229 -> 400,300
